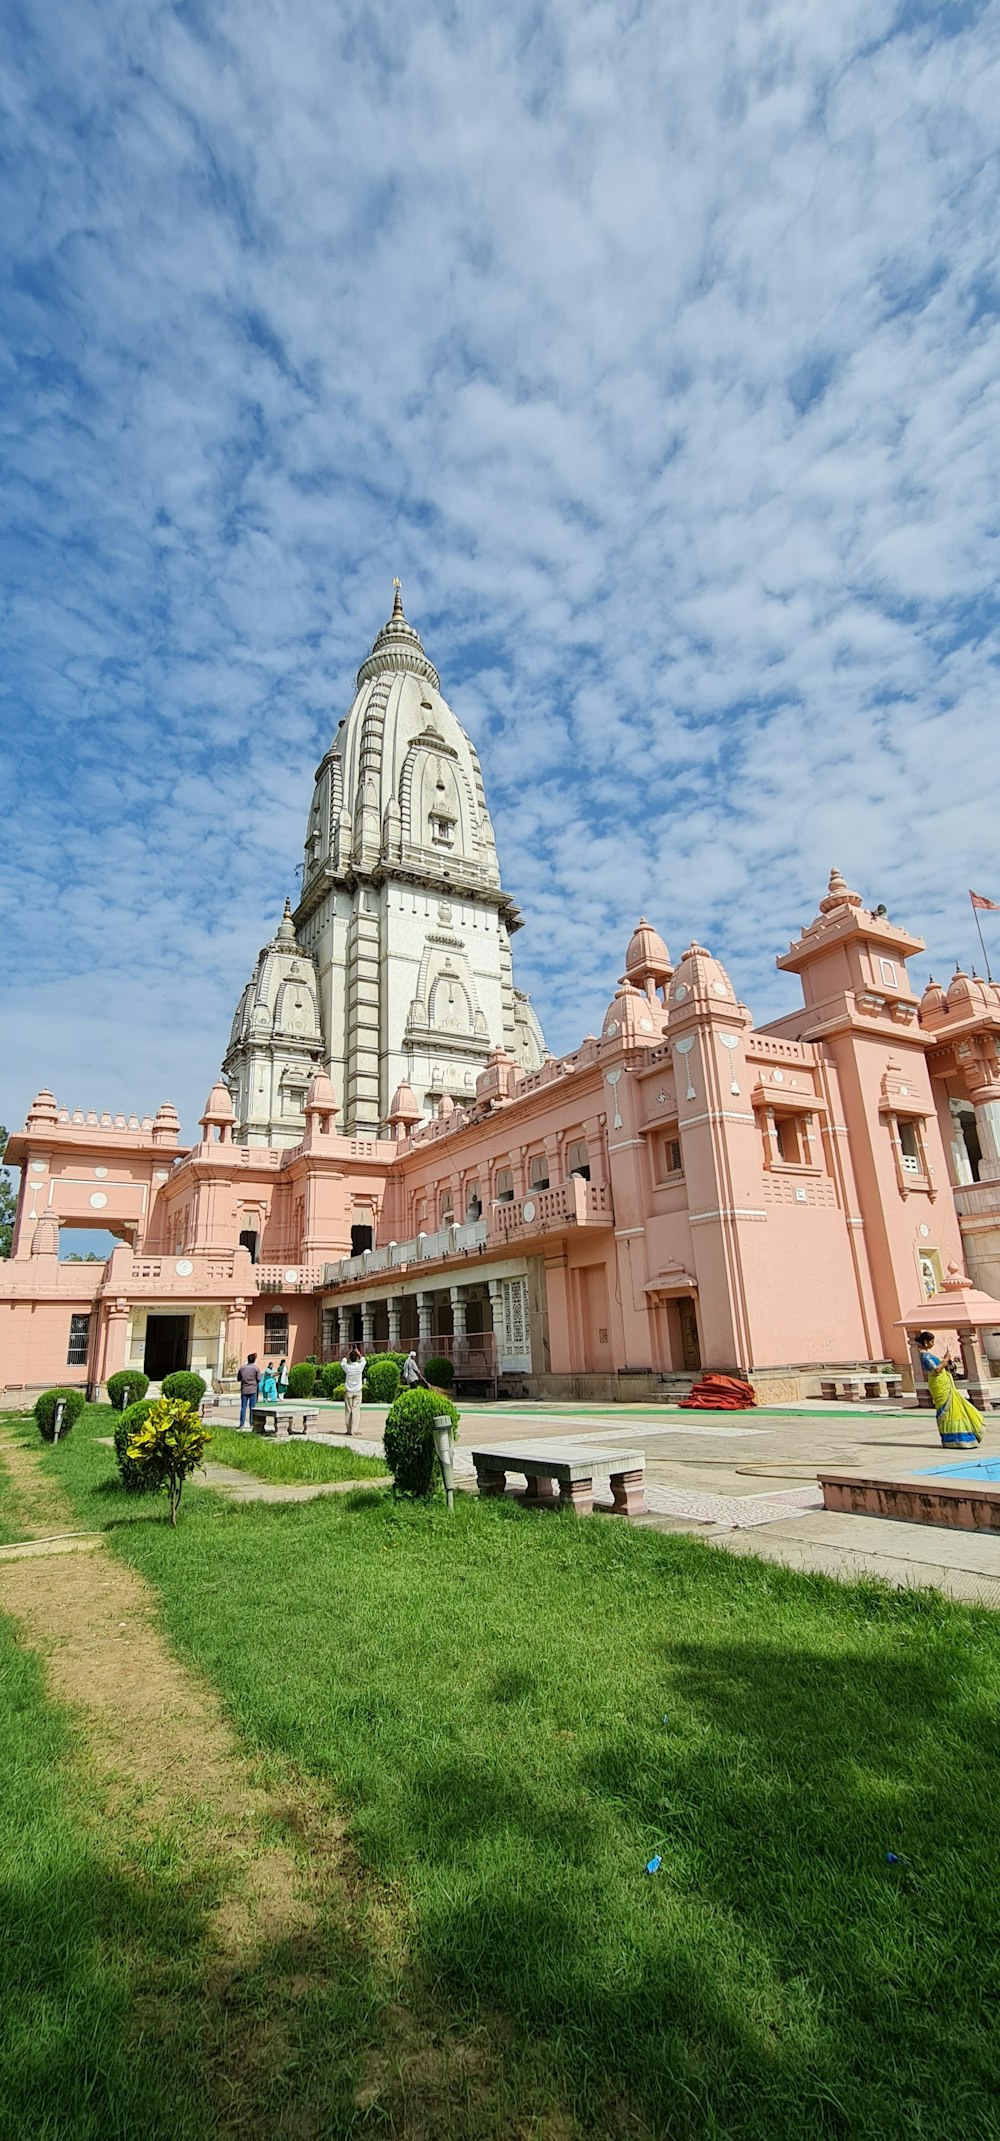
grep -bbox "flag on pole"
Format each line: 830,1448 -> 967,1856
970,891 -> 1000,911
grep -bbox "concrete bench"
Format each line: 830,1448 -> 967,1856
819,1376 -> 903,1403
470,1443 -> 646,1518
252,1406 -> 319,1437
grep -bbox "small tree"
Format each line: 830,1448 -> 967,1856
383,1387 -> 460,1498
423,1355 -> 454,1389
107,1369 -> 150,1412
286,1362 -> 316,1398
125,1397 -> 211,1526
34,1388 -> 86,1442
114,1401 -> 159,1492
161,1370 -> 207,1406
364,1356 -> 400,1405
321,1362 -> 345,1397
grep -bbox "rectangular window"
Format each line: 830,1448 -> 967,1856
264,1311 -> 289,1354
654,1126 -> 683,1181
67,1313 -> 90,1366
775,1115 -> 802,1165
494,1166 -> 514,1204
529,1155 -> 550,1190
898,1118 -> 923,1175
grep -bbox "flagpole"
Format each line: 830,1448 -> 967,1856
970,891 -> 994,983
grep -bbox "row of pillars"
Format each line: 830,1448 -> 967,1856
335,1283 -> 476,1352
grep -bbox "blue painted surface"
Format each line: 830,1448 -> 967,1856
919,1457 -> 1000,1482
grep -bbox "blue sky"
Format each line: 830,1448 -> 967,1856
2,0 -> 1000,1147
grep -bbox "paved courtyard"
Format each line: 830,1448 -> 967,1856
202,1393 -> 1000,1607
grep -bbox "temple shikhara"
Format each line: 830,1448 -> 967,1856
4,592 -> 1000,1404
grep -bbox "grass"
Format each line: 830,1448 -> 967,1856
7,1404 -> 1000,2138
204,1422 -> 388,1484
0,1601 -> 210,2139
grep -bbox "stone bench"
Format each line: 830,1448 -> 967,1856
252,1407 -> 319,1437
819,1376 -> 904,1403
470,1443 -> 646,1518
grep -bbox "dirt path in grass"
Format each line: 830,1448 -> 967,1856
0,1426 -> 519,2138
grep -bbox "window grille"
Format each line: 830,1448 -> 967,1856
67,1313 -> 90,1366
264,1311 -> 289,1353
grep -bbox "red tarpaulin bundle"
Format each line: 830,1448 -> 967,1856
679,1373 -> 757,1410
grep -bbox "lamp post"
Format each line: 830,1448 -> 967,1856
433,1414 -> 455,1512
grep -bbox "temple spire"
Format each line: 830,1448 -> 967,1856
391,577 -> 404,618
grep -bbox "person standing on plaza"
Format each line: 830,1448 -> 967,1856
275,1357 -> 288,1398
402,1349 -> 424,1389
341,1343 -> 365,1436
238,1352 -> 260,1428
915,1330 -> 983,1447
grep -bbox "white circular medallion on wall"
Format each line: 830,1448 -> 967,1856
919,1224 -> 930,1238
94,1166 -> 108,1178
522,1200 -> 536,1223
674,983 -> 688,1000
283,1267 -> 299,1285
639,1017 -> 654,1032
30,1159 -> 46,1173
712,981 -> 728,996
605,1020 -> 619,1036
772,1069 -> 784,1084
154,1169 -> 169,1182
89,1191 -> 108,1209
175,1258 -> 194,1278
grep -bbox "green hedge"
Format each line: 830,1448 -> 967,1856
364,1356 -> 400,1405
33,1388 -> 86,1442
114,1401 -> 159,1493
160,1370 -> 206,1406
106,1369 -> 150,1412
383,1387 -> 460,1498
321,1362 -> 345,1397
423,1355 -> 454,1389
286,1362 -> 316,1398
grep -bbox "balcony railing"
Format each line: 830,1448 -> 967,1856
321,1178 -> 612,1290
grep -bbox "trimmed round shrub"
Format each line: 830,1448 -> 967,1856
364,1355 -> 400,1405
383,1387 -> 460,1498
424,1355 -> 454,1389
106,1369 -> 150,1412
321,1362 -> 345,1397
161,1370 -> 207,1406
34,1387 -> 86,1442
114,1401 -> 159,1493
286,1362 -> 316,1398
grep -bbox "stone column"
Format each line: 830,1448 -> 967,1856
100,1300 -> 130,1392
948,1099 -> 975,1185
450,1287 -> 468,1340
361,1302 -> 376,1348
972,1092 -> 1000,1183
957,1325 -> 991,1411
416,1292 -> 434,1348
337,1307 -> 351,1348
387,1296 -> 403,1350
909,1335 -> 934,1408
225,1299 -> 249,1376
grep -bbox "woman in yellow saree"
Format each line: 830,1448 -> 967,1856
915,1331 -> 983,1446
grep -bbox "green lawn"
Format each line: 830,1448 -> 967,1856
0,1606 -> 210,2139
7,1406 -> 1000,2138
204,1422 -> 388,1484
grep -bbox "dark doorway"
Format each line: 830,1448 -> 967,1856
144,1315 -> 191,1381
351,1224 -> 373,1256
677,1297 -> 701,1372
239,1229 -> 259,1263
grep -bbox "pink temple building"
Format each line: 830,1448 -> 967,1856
4,596 -> 1000,1404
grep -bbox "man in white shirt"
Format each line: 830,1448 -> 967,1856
341,1345 -> 365,1436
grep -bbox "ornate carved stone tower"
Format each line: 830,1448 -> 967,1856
266,587 -> 544,1136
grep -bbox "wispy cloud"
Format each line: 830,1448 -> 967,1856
2,0 -> 1000,1134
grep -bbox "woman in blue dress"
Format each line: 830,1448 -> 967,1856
259,1361 -> 278,1404
915,1330 -> 983,1446
275,1357 -> 288,1398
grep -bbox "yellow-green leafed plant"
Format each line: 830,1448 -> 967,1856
125,1397 -> 212,1526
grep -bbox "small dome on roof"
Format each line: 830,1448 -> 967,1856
387,1080 -> 421,1124
624,918 -> 672,985
201,1082 -> 235,1124
305,1070 -> 338,1114
26,1088 -> 59,1127
602,978 -> 666,1044
919,976 -> 947,1024
946,967 -> 992,1015
819,867 -> 863,915
437,1092 -> 455,1117
669,942 -> 737,1011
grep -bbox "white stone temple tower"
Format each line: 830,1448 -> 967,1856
226,587 -> 545,1140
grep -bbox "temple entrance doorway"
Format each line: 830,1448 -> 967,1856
677,1297 -> 701,1372
144,1315 -> 191,1381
